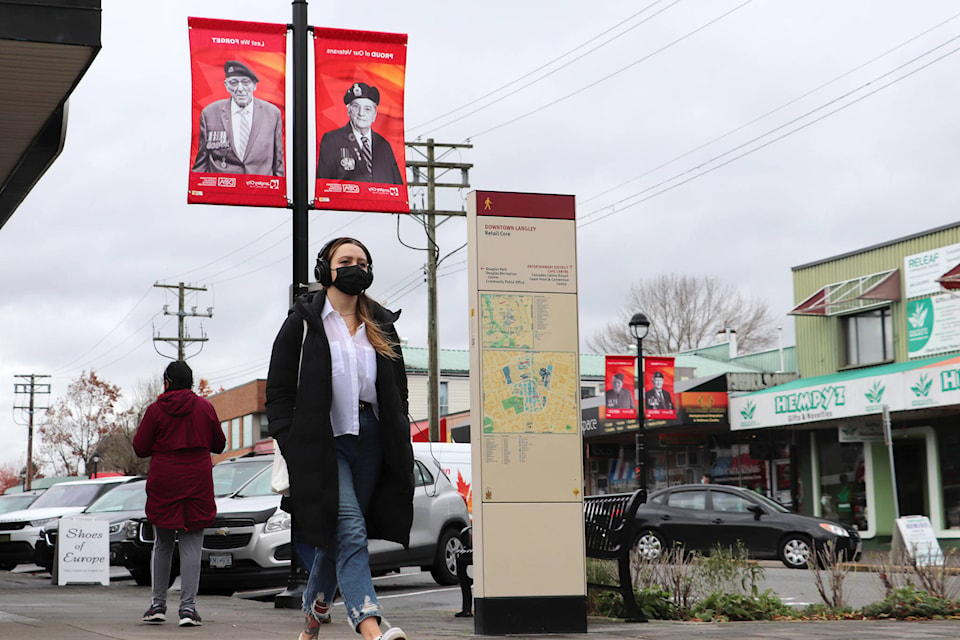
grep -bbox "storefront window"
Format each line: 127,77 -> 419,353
841,307 -> 892,367
937,429 -> 960,529
815,431 -> 868,530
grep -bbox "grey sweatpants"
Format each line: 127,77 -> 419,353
151,525 -> 203,612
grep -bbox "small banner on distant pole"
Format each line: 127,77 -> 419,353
604,355 -> 637,419
313,28 -> 408,213
644,356 -> 677,420
187,17 -> 288,207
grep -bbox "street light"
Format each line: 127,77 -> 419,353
629,312 -> 650,500
89,452 -> 101,479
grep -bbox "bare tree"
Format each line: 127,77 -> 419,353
587,274 -> 779,355
0,462 -> 21,494
37,371 -> 125,476
98,375 -> 163,476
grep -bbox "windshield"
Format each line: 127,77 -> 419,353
235,467 -> 274,498
85,481 -> 146,513
212,457 -> 272,497
747,490 -> 791,513
29,483 -> 110,509
0,493 -> 40,515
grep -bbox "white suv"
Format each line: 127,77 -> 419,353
0,476 -> 136,571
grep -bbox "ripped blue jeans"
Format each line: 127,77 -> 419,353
296,406 -> 382,631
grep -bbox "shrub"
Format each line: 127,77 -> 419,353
861,584 -> 960,619
690,589 -> 793,621
631,543 -> 699,611
695,541 -> 765,599
809,540 -> 852,609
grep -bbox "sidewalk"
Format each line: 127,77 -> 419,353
1,569 -> 959,640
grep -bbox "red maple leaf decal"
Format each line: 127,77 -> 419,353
456,472 -> 473,514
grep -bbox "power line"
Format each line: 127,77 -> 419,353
577,9 -> 960,207
578,39 -> 960,228
52,287 -> 154,375
161,218 -> 289,282
409,0 -> 679,135
464,0 -> 755,140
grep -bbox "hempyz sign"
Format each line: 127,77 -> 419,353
774,385 -> 846,414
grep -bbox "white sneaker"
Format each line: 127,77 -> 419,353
378,627 -> 407,640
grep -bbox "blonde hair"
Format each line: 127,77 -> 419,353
322,237 -> 399,360
358,294 -> 400,359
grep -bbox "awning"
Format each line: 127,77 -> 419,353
789,269 -> 900,316
730,353 -> 960,430
410,419 -> 430,442
938,262 -> 960,291
0,1 -> 101,229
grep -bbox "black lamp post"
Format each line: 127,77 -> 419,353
629,313 -> 650,499
89,452 -> 100,479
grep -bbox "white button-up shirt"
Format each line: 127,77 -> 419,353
321,298 -> 378,437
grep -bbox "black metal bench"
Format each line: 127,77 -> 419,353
583,490 -> 646,622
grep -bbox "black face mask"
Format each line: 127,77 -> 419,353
331,264 -> 372,296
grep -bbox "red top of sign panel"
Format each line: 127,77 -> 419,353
475,191 -> 575,220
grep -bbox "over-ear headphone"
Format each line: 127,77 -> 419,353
314,237 -> 374,287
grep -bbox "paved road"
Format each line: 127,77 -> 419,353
3,565 -> 960,640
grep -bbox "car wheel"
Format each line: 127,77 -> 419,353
632,529 -> 665,562
430,526 -> 464,586
130,567 -> 152,586
129,567 -> 178,587
779,534 -> 812,569
0,561 -> 17,571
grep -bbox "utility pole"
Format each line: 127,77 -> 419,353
153,282 -> 214,360
13,374 -> 51,491
405,138 -> 472,441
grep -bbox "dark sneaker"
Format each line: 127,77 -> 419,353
142,603 -> 166,623
378,628 -> 407,640
178,608 -> 202,627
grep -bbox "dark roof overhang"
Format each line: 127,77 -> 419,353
0,0 -> 102,229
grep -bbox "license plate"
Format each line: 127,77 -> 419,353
209,553 -> 232,569
0,534 -> 8,543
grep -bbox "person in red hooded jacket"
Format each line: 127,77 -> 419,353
133,360 -> 225,627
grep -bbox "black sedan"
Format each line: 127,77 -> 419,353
633,484 -> 861,569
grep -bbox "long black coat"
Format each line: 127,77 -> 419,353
265,291 -> 414,550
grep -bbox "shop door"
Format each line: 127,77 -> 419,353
893,440 -> 927,518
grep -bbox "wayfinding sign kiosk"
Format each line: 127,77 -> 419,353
467,191 -> 585,634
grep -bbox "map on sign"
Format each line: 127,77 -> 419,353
481,350 -> 579,434
480,293 -> 533,348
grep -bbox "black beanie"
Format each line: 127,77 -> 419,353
164,360 -> 193,391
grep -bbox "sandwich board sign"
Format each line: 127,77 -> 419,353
57,516 -> 110,585
891,515 -> 943,566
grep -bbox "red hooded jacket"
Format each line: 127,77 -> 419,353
133,388 -> 226,530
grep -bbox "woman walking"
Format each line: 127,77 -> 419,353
266,237 -> 414,640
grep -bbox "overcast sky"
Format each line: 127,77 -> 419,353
4,0 -> 960,471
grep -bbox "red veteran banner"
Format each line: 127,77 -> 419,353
603,355 -> 637,420
644,357 -> 677,420
313,28 -> 408,213
188,17 -> 287,207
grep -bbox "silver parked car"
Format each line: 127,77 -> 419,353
123,447 -> 471,591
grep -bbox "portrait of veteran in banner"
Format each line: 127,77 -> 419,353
192,60 -> 285,177
316,82 -> 403,185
